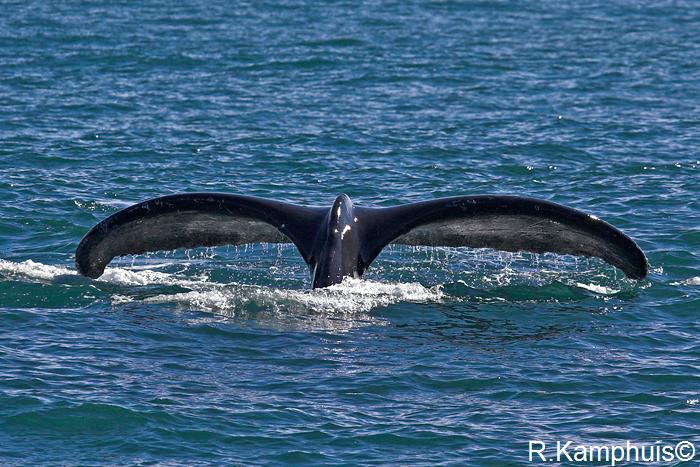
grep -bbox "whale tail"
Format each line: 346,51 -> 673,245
75,193 -> 648,284
355,195 -> 648,280
75,193 -> 327,279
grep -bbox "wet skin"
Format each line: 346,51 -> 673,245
309,194 -> 364,289
75,192 -> 648,288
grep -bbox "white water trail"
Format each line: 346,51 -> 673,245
573,282 -> 620,295
1,256 -> 636,316
0,258 -> 209,288
0,259 -> 77,281
0,259 -> 443,315
139,278 -> 443,314
671,277 -> 700,286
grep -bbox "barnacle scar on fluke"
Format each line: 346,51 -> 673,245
75,193 -> 648,288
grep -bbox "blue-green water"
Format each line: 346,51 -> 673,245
1,1 -> 699,465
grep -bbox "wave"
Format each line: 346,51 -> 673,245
0,257 -> 643,319
0,258 -> 208,288
672,277 -> 700,286
0,259 -> 443,321
131,278 -> 444,314
0,259 -> 77,281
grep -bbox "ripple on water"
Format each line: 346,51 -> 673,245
2,0 -> 700,463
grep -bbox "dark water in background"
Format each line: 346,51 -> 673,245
1,0 -> 699,464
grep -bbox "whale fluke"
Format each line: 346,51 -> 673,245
75,193 -> 326,279
356,196 -> 648,280
76,193 -> 648,287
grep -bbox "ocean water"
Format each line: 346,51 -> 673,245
1,0 -> 699,465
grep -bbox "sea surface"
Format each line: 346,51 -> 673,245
1,1 -> 699,465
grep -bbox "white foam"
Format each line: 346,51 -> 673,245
141,278 -> 443,314
1,257 -> 637,316
0,259 -> 443,316
0,259 -> 210,288
0,259 -> 77,280
98,267 -> 210,288
110,294 -> 134,305
574,282 -> 620,295
674,277 -> 700,286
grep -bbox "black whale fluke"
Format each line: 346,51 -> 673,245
75,193 -> 648,288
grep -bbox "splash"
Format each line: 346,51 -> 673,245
139,278 -> 443,314
672,277 -> 700,286
113,277 -> 443,332
99,268 -> 211,288
0,258 -> 208,288
0,259 -> 442,317
573,282 -> 620,295
0,259 -> 77,281
1,256 -> 634,317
